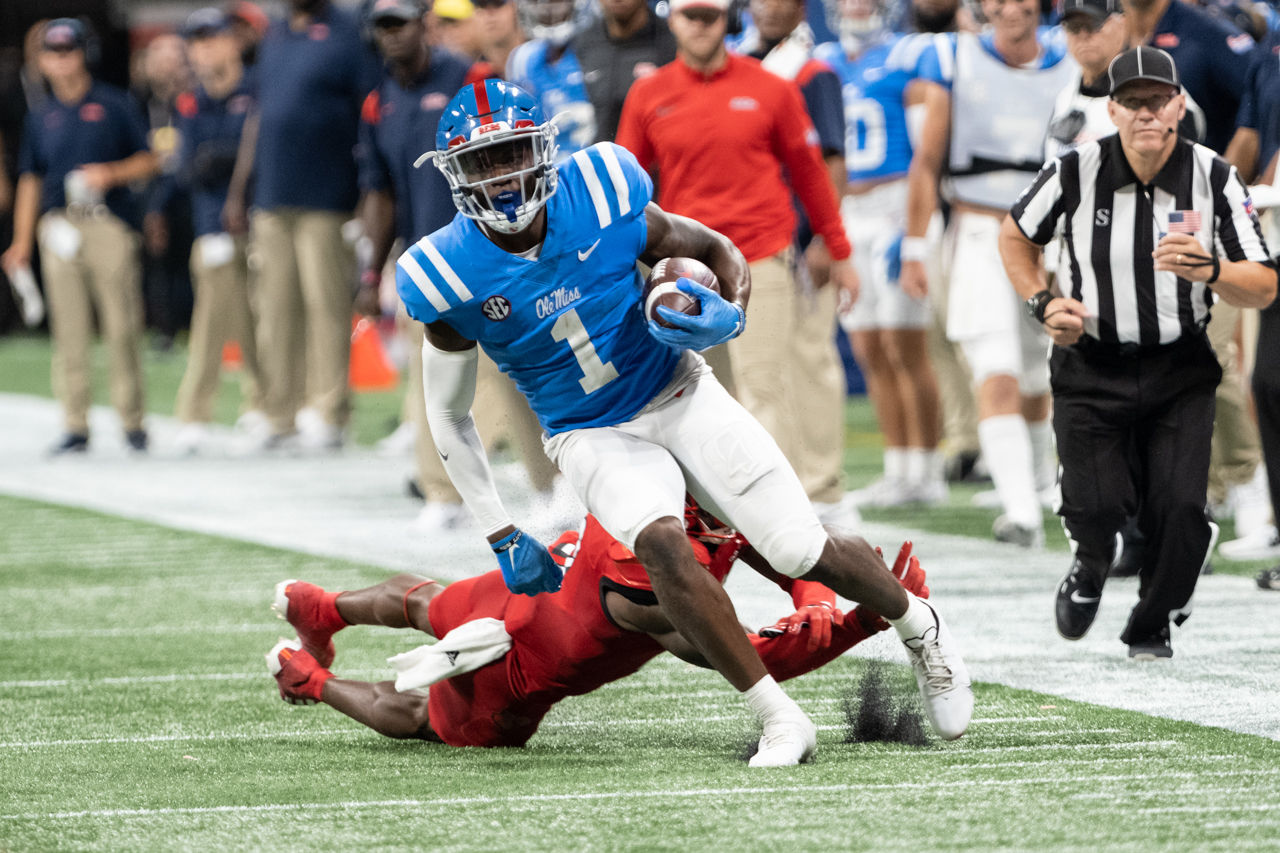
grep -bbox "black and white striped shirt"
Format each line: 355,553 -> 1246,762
1011,134 -> 1274,346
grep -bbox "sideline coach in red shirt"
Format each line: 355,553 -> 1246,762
616,0 -> 857,522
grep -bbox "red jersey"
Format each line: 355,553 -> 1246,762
616,54 -> 851,264
424,515 -> 742,747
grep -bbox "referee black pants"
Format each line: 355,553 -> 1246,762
1050,333 -> 1221,645
1253,300 -> 1280,519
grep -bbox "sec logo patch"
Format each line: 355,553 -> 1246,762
482,295 -> 511,321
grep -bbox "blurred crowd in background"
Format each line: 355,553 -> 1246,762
0,0 -> 1278,573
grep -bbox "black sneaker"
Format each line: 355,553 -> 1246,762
1257,567 -> 1280,590
1055,558 -> 1105,640
1127,626 -> 1173,661
125,429 -> 148,452
1109,518 -> 1145,578
50,433 -> 89,455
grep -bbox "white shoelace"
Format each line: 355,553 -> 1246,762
906,636 -> 955,692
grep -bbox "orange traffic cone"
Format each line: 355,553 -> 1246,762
350,315 -> 400,392
221,340 -> 243,370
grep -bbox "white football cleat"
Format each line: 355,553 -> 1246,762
812,495 -> 862,530
411,501 -> 471,534
848,477 -> 913,508
749,711 -> 817,768
172,422 -> 208,455
901,601 -> 973,741
1218,524 -> 1280,561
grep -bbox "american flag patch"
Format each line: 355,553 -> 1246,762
1168,210 -> 1202,233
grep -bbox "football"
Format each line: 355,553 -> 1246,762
643,257 -> 720,328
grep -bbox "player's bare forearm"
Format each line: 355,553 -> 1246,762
905,83 -> 949,239
361,189 -> 397,276
322,678 -> 441,741
641,202 -> 751,310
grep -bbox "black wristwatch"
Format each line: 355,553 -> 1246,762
1024,289 -> 1054,323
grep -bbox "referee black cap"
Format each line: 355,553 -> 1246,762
1061,0 -> 1120,26
1108,46 -> 1180,96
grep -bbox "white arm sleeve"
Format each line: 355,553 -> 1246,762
422,340 -> 512,537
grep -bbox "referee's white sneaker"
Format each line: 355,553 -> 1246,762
898,600 -> 973,741
749,712 -> 817,768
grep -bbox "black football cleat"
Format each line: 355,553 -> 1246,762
1055,558 -> 1104,641
1127,626 -> 1173,661
49,433 -> 89,455
1109,518 -> 1145,578
1257,567 -> 1280,591
125,429 -> 148,452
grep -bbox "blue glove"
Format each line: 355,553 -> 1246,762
491,528 -> 563,596
885,233 -> 903,284
648,278 -> 746,352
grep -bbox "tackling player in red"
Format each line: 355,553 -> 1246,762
266,502 -> 928,750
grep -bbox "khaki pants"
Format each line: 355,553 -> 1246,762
38,210 -> 145,434
726,250 -> 846,505
1207,300 -> 1262,504
402,309 -> 558,503
929,215 -> 980,455
249,208 -> 354,434
175,234 -> 263,423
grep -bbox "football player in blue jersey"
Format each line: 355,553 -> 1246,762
901,0 -> 1075,549
397,79 -> 973,764
815,0 -> 947,509
506,0 -> 597,159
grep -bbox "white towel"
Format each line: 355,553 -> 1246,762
388,617 -> 512,693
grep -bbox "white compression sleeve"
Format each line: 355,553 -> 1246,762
422,340 -> 512,537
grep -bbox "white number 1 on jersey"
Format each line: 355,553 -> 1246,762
551,308 -> 619,394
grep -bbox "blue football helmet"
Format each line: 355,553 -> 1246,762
420,80 -> 559,234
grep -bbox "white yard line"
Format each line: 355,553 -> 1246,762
3,771 -> 1272,822
1,393 -> 1278,740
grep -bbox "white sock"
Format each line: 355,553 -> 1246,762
923,448 -> 945,485
883,447 -> 907,483
904,448 -> 926,486
743,674 -> 803,723
1027,419 -> 1056,493
978,415 -> 1042,529
888,592 -> 937,641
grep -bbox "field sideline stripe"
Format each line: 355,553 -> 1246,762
6,771 -> 1279,822
0,729 -> 364,749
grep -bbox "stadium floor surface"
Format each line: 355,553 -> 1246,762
2,495 -> 1279,852
1,337 -> 1278,850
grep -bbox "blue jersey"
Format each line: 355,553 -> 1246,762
396,142 -> 679,435
507,41 -> 597,161
814,37 -> 915,183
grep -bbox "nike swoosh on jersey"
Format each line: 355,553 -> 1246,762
437,448 -> 448,461
1070,590 -> 1100,604
578,239 -> 601,261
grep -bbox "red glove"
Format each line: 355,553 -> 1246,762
764,578 -> 840,652
751,607 -> 875,682
857,541 -> 929,633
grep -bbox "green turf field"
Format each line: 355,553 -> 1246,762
2,495 -> 1278,852
1,332 -> 1270,580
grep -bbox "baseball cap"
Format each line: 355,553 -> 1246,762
369,0 -> 424,23
1060,0 -> 1120,25
434,0 -> 476,17
225,1 -> 270,35
183,8 -> 234,39
43,19 -> 88,51
1108,46 -> 1180,95
670,0 -> 731,12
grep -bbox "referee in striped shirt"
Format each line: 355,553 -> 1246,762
999,47 -> 1277,660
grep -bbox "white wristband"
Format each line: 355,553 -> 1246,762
900,237 -> 930,263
